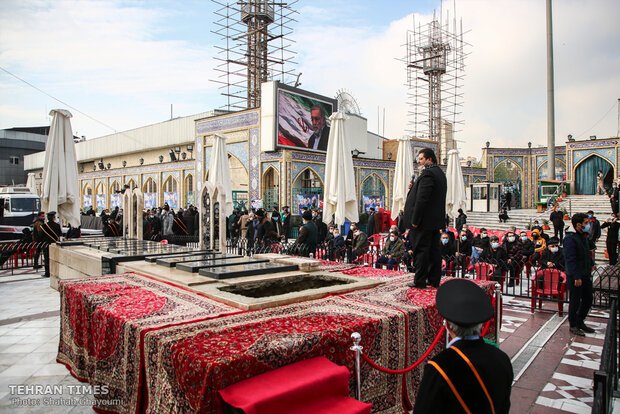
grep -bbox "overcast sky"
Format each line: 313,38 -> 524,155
1,0 -> 619,159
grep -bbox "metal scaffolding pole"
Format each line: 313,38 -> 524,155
546,0 -> 556,179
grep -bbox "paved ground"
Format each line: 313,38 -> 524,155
0,267 -> 617,413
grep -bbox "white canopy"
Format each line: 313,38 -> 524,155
26,172 -> 36,193
207,134 -> 233,251
41,109 -> 80,227
391,137 -> 414,219
323,111 -> 358,226
207,134 -> 234,216
445,149 -> 468,218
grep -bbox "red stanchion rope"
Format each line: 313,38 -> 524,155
480,296 -> 497,338
360,325 -> 446,374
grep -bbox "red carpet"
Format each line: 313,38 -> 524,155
218,356 -> 371,414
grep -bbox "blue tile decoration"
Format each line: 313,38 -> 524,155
249,127 -> 260,200
493,156 -> 523,168
196,110 -> 259,135
261,152 -> 282,160
572,147 -> 616,166
228,141 -> 249,171
536,155 -> 567,168
162,170 -> 180,185
291,162 -> 325,183
262,161 -> 280,174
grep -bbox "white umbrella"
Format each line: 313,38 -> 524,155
41,109 -> 80,227
323,111 -> 358,226
391,137 -> 414,219
26,173 -> 36,193
445,149 -> 468,219
207,133 -> 233,250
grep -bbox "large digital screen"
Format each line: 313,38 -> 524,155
276,85 -> 336,152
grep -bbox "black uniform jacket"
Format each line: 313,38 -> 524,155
414,338 -> 513,414
403,164 -> 447,231
40,221 -> 62,243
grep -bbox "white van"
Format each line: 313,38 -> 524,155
0,186 -> 41,218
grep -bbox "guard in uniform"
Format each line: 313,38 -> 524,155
103,217 -> 122,237
414,279 -> 513,413
39,211 -> 62,278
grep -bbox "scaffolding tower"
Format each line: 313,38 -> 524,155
406,10 -> 467,163
211,0 -> 299,110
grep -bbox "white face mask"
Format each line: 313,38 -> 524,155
354,231 -> 360,236
549,246 -> 559,253
481,233 -> 487,238
507,236 -> 515,242
521,236 -> 528,241
333,233 -> 339,237
390,236 -> 396,242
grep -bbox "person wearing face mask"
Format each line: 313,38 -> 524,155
439,231 -> 457,275
455,209 -> 467,234
455,230 -> 472,275
295,210 -> 318,257
329,227 -> 346,260
531,220 -> 543,234
519,232 -> 535,258
40,211 -> 62,278
601,213 -> 620,265
533,237 -> 565,272
351,226 -> 369,261
530,229 -> 546,254
502,231 -> 523,287
549,205 -> 566,243
480,236 -> 507,281
586,210 -> 601,244
609,182 -> 619,215
498,208 -> 510,223
375,230 -> 405,270
471,228 -> 489,265
563,213 -> 596,336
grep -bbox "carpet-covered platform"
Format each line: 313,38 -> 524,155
56,265 -> 496,414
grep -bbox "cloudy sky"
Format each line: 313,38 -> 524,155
1,0 -> 619,159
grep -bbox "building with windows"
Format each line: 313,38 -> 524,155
0,127 -> 48,186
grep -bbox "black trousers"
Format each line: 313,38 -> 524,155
43,245 -> 50,277
611,201 -> 618,215
553,223 -> 564,243
607,241 -> 618,265
567,276 -> 593,328
410,229 -> 441,287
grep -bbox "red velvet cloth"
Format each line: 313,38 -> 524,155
57,273 -> 240,413
218,356 -> 371,414
143,296 -> 407,414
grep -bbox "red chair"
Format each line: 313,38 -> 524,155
367,234 -> 382,249
531,269 -> 566,316
474,262 -> 504,288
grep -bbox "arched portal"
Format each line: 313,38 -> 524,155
360,173 -> 386,212
162,176 -> 179,209
494,159 -> 523,209
262,167 -> 280,211
292,167 -> 323,214
575,154 -> 614,195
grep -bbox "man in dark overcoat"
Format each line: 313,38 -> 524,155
402,148 -> 447,288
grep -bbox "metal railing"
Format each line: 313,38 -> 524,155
592,295 -> 618,414
0,241 -> 50,274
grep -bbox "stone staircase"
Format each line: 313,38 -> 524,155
463,194 -> 614,262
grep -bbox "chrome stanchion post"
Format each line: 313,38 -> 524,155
495,282 -> 502,342
350,332 -> 363,401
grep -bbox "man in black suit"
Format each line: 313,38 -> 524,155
609,181 -> 619,215
414,279 -> 513,413
40,211 -> 62,278
306,105 -> 330,151
367,207 -> 376,238
403,148 -> 447,288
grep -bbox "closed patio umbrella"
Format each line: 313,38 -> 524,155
445,149 -> 468,220
322,111 -> 358,226
391,137 -> 414,219
41,109 -> 80,227
207,133 -> 234,250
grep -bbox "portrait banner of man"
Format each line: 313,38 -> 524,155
277,85 -> 336,152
